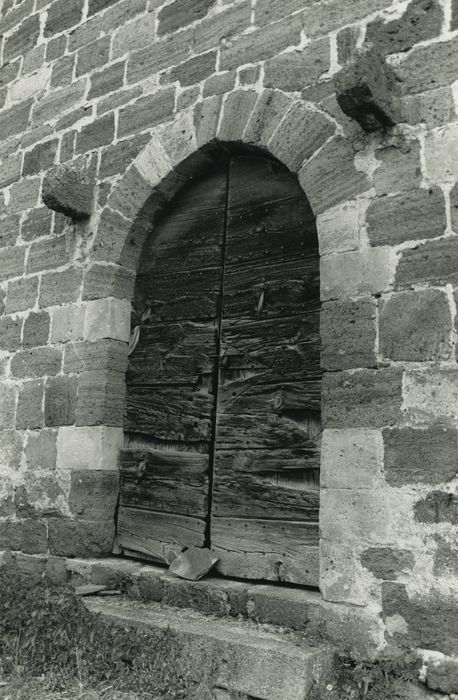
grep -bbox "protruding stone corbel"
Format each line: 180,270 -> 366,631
334,46 -> 402,133
42,162 -> 95,221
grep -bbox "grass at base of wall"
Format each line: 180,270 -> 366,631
0,567 -> 425,700
0,567 -> 218,700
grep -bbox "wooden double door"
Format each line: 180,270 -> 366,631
117,151 -> 321,586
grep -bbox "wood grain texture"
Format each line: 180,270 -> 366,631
119,448 -> 209,517
127,321 -> 217,387
119,152 -> 321,586
117,506 -> 206,564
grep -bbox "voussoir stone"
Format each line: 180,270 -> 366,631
42,162 -> 95,220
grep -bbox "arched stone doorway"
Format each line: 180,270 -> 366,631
116,145 -> 321,586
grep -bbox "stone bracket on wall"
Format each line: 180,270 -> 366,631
42,162 -> 95,221
334,46 -> 401,133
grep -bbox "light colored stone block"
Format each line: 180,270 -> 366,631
403,368 -> 458,426
320,428 -> 384,490
425,124 -> 458,183
320,488 -> 394,545
320,246 -> 395,300
134,135 -> 172,189
50,305 -> 85,343
84,297 -> 131,342
320,538 -> 371,606
158,110 -> 197,167
317,200 -> 361,256
9,65 -> 51,103
56,426 -> 124,471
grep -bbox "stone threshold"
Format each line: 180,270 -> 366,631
85,595 -> 336,700
66,555 -> 324,632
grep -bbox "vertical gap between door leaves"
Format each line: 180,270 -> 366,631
204,156 -> 231,549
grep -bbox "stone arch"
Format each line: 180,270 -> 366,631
88,87 -> 368,277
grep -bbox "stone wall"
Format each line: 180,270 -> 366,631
0,0 -> 457,677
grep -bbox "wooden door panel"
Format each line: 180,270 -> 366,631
211,154 -> 321,585
211,518 -> 319,586
127,321 -> 217,387
223,256 -> 320,320
216,413 -> 320,451
119,448 -> 209,516
125,386 -> 214,441
117,506 -> 206,563
134,268 -> 222,323
119,159 -> 228,563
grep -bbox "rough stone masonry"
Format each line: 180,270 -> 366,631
0,0 -> 457,692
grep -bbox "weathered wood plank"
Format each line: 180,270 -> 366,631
211,517 -> 319,584
139,159 -> 227,273
212,460 -> 319,520
218,379 -> 321,415
134,267 -> 222,323
125,386 -> 214,441
117,506 -> 206,564
220,312 -> 321,381
127,321 -> 217,387
225,155 -> 316,268
217,411 -> 320,451
223,255 -> 319,320
119,448 -> 209,516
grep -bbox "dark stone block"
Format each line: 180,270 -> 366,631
264,37 -> 330,92
69,470 -> 119,519
0,316 -> 23,352
0,98 -> 32,142
158,0 -> 215,35
366,0 -> 443,55
322,368 -> 403,428
414,491 -> 458,524
25,429 -> 57,470
392,36 -> 458,95
64,339 -> 128,373
361,547 -> 415,580
0,214 -> 20,247
11,347 -> 62,379
320,298 -> 377,370
382,582 -> 458,656
117,89 -> 175,139
76,112 -> 115,154
23,311 -> 50,348
379,289 -> 452,361
16,379 -> 44,430
76,370 -> 126,427
44,375 -> 78,427
170,50 -> 217,87
45,0 -> 84,37
27,235 -> 71,274
433,536 -> 458,577
395,237 -> 458,289
384,427 -> 458,486
0,246 -> 26,282
39,267 -> 83,307
337,26 -> 360,65
5,276 -> 39,313
76,35 -> 110,77
88,60 -> 125,100
21,519 -> 48,555
21,207 -> 53,242
0,521 -> 21,550
334,46 -> 401,131
23,139 -> 59,177
88,0 -> 119,15
4,14 -> 40,62
367,187 -> 446,246
51,54 -> 75,89
83,263 -> 135,301
48,518 -> 115,557
99,133 -> 150,179
42,162 -> 95,220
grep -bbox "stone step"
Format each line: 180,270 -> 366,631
85,597 -> 336,700
66,556 -> 323,631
